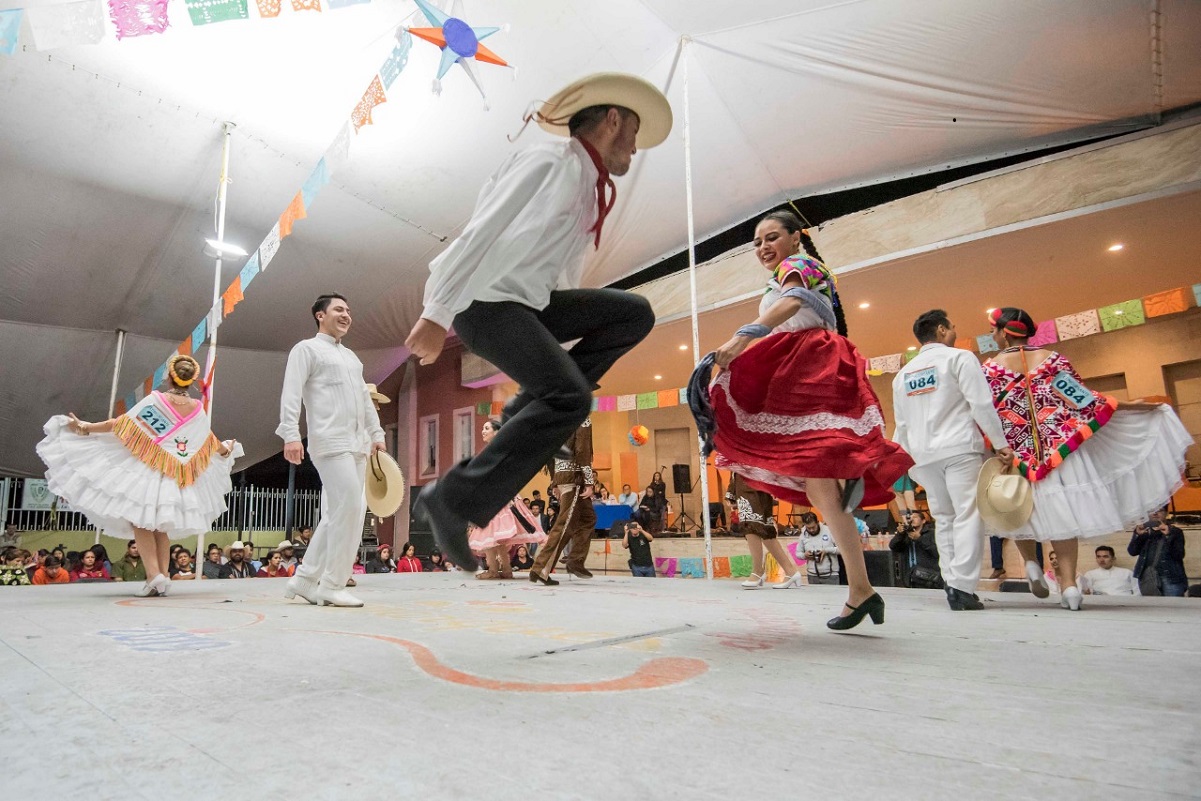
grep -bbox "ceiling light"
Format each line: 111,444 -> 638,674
1108,243 -> 1124,252
986,307 -> 996,314
858,302 -> 870,309
654,375 -> 662,380
678,344 -> 688,351
203,238 -> 248,259
907,346 -> 916,351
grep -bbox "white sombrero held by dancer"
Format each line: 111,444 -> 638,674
36,354 -> 242,597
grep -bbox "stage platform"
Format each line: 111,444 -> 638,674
2,574 -> 1196,800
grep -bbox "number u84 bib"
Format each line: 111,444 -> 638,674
904,367 -> 938,396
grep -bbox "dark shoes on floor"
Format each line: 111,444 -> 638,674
826,592 -> 885,631
565,564 -> 593,579
413,482 -> 475,572
946,586 -> 985,611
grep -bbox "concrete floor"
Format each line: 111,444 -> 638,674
1,574 -> 1197,801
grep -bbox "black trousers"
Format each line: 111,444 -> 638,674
441,289 -> 654,527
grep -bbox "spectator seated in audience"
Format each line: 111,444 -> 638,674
32,555 -> 71,585
366,545 -> 395,574
91,544 -> 112,574
218,541 -> 257,579
1,547 -> 32,586
510,544 -> 535,571
256,550 -> 293,578
424,549 -> 449,572
70,548 -> 112,581
617,484 -> 639,509
352,554 -> 366,575
888,510 -> 942,589
277,541 -> 299,572
395,542 -> 423,573
244,541 -> 261,572
1081,545 -> 1139,595
63,550 -> 82,576
170,550 -> 196,581
201,544 -> 224,579
28,549 -> 48,581
111,539 -> 146,584
0,524 -> 20,550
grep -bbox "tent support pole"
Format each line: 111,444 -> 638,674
106,329 -> 126,418
680,38 -> 714,579
197,121 -> 235,575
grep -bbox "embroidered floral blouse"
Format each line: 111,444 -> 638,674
762,255 -> 837,334
983,351 -> 1117,481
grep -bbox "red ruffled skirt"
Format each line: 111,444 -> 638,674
710,329 -> 913,507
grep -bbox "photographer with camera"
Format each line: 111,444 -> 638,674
889,509 -> 942,590
622,521 -> 656,577
1128,507 -> 1187,596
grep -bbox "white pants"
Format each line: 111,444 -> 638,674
296,451 -> 366,591
910,453 -> 986,594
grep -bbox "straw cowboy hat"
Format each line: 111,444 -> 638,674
365,451 -> 405,518
366,384 -> 390,406
536,72 -> 673,149
977,458 -> 1034,532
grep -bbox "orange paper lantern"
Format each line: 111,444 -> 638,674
628,425 -> 650,446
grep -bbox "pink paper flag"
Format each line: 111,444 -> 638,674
1026,319 -> 1058,347
597,396 -> 616,412
108,0 -> 170,40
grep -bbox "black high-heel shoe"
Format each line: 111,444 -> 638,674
826,592 -> 885,631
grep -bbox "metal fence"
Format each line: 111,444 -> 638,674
1,477 -> 321,536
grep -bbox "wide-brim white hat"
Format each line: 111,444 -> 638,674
977,458 -> 1034,532
537,72 -> 673,149
366,384 -> 390,406
365,451 -> 406,519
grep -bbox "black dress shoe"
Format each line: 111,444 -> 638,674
826,592 -> 885,631
529,570 -> 558,586
565,565 -> 593,579
413,482 -> 475,572
946,587 -> 985,611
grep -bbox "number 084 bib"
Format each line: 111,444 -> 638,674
904,366 -> 938,396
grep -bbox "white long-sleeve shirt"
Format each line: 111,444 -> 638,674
420,138 -> 600,330
891,343 -> 1007,467
276,333 -> 385,458
1081,566 -> 1140,596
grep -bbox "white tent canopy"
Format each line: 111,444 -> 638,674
2,0 -> 1199,475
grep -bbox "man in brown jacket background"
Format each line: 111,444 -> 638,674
530,419 -> 597,585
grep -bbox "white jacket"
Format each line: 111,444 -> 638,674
891,343 -> 1007,467
277,334 -> 385,457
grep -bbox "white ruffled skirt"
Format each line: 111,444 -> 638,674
36,415 -> 243,538
998,406 -> 1193,541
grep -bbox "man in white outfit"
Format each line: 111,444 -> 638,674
892,310 -> 1013,611
1081,545 -> 1140,596
277,293 -> 385,607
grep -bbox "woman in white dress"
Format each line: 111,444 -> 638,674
982,308 -> 1192,610
37,355 -> 241,597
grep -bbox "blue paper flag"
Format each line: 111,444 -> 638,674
239,251 -> 261,290
124,392 -> 138,412
191,318 -> 207,352
678,557 -> 705,578
153,362 -> 168,389
0,9 -> 22,56
380,30 -> 413,89
976,334 -> 999,354
328,0 -> 370,7
300,159 -> 329,210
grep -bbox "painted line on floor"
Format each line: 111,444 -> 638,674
525,624 -> 696,659
310,629 -> 708,693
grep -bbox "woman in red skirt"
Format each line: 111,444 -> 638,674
692,210 -> 913,630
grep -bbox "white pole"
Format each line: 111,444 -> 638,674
197,121 -> 235,575
106,329 -> 126,418
680,39 -> 714,580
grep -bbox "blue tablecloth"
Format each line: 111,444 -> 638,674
594,504 -> 633,532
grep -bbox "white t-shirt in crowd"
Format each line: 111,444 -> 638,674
1082,566 -> 1140,596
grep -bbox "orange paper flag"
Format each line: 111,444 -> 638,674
114,399 -> 127,416
279,191 -> 307,239
178,337 -> 191,356
143,376 -> 153,396
1143,287 -> 1192,318
713,557 -> 732,578
351,75 -> 387,132
656,389 -> 679,408
222,277 -> 244,317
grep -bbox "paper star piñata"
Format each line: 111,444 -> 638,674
408,0 -> 509,102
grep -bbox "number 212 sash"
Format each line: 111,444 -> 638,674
112,392 -> 221,487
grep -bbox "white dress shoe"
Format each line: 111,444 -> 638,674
149,573 -> 171,597
284,576 -> 318,605
772,572 -> 803,589
741,572 -> 766,589
315,587 -> 364,607
1025,560 -> 1049,599
1060,586 -> 1083,611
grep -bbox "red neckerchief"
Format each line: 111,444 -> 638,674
576,137 -> 616,248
